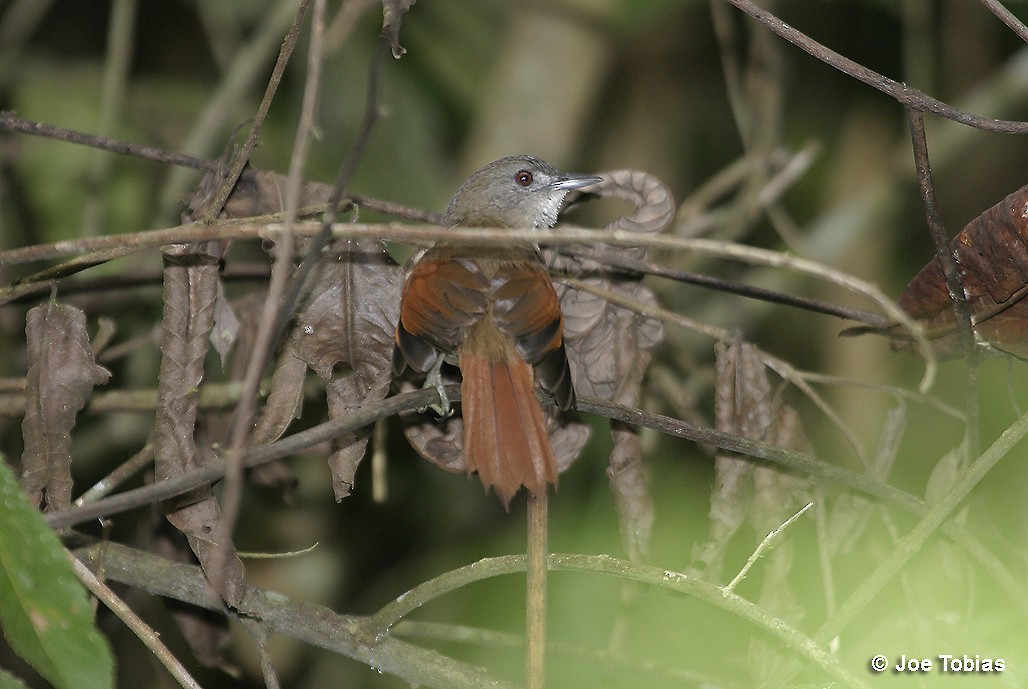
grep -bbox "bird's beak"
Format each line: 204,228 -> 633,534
549,174 -> 602,191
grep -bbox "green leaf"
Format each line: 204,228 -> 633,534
0,667 -> 32,689
0,457 -> 114,689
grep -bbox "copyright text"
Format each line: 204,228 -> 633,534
869,654 -> 1005,674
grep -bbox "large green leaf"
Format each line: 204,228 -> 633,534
0,458 -> 114,689
0,667 -> 31,689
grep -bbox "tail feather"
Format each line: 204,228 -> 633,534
460,353 -> 557,507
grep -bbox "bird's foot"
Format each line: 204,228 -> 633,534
419,358 -> 453,417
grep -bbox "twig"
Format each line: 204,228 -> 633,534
44,385 -> 447,529
199,0 -> 312,222
558,246 -> 891,328
80,0 -> 137,237
722,0 -> 1028,133
155,0 -> 305,218
561,276 -> 871,464
525,491 -> 548,689
214,0 -> 323,597
366,551 -> 872,689
978,0 -> 1028,43
74,442 -> 154,505
43,382 -> 917,533
392,620 -> 744,689
75,541 -> 518,689
0,111 -> 210,170
239,619 -> 282,689
263,36 -> 390,356
724,501 -> 813,592
0,222 -> 935,371
905,108 -> 980,456
68,551 -> 204,689
905,110 -> 974,356
812,407 -> 1028,645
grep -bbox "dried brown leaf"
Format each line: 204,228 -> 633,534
290,238 -> 403,500
897,183 -> 1028,358
250,347 -> 307,447
691,339 -> 812,594
20,302 -> 110,511
691,339 -> 768,578
154,243 -> 246,605
185,164 -> 336,221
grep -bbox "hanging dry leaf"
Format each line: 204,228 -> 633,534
154,242 -> 246,606
290,238 -> 403,500
559,169 -> 672,558
186,163 -> 337,222
690,339 -> 812,587
691,339 -> 769,578
895,183 -> 1028,358
20,302 -> 110,511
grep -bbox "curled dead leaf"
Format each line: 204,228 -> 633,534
893,183 -> 1028,359
20,302 -> 111,511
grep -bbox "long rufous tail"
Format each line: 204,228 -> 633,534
459,351 -> 557,508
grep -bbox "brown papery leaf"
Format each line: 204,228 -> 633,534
691,339 -> 769,579
559,169 -> 672,557
690,340 -> 811,593
897,183 -> 1028,359
290,238 -> 403,500
154,242 -> 246,606
186,164 -> 337,222
20,302 -> 110,511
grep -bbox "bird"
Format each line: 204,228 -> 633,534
392,155 -> 601,507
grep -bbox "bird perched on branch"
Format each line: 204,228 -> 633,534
393,155 -> 601,506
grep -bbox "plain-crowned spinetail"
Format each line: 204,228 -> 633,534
392,155 -> 601,507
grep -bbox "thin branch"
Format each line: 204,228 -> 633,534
559,246 -> 891,328
256,36 -> 390,396
906,108 -> 980,458
44,385 -> 446,529
155,0 -> 306,218
74,542 -> 520,689
978,0 -> 1028,43
367,552 -> 872,689
0,111 -> 210,170
906,110 -> 974,356
73,442 -> 154,505
68,551 -> 204,689
214,0 -> 323,595
198,0 -> 312,222
725,501 -> 813,592
0,222 -> 931,345
722,0 -> 1028,133
392,620 -> 744,689
813,407 -> 1028,645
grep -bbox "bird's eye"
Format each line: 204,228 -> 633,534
515,170 -> 533,187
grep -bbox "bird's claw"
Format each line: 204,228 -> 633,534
418,358 -> 453,417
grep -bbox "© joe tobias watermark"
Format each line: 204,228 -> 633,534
869,654 -> 1005,674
